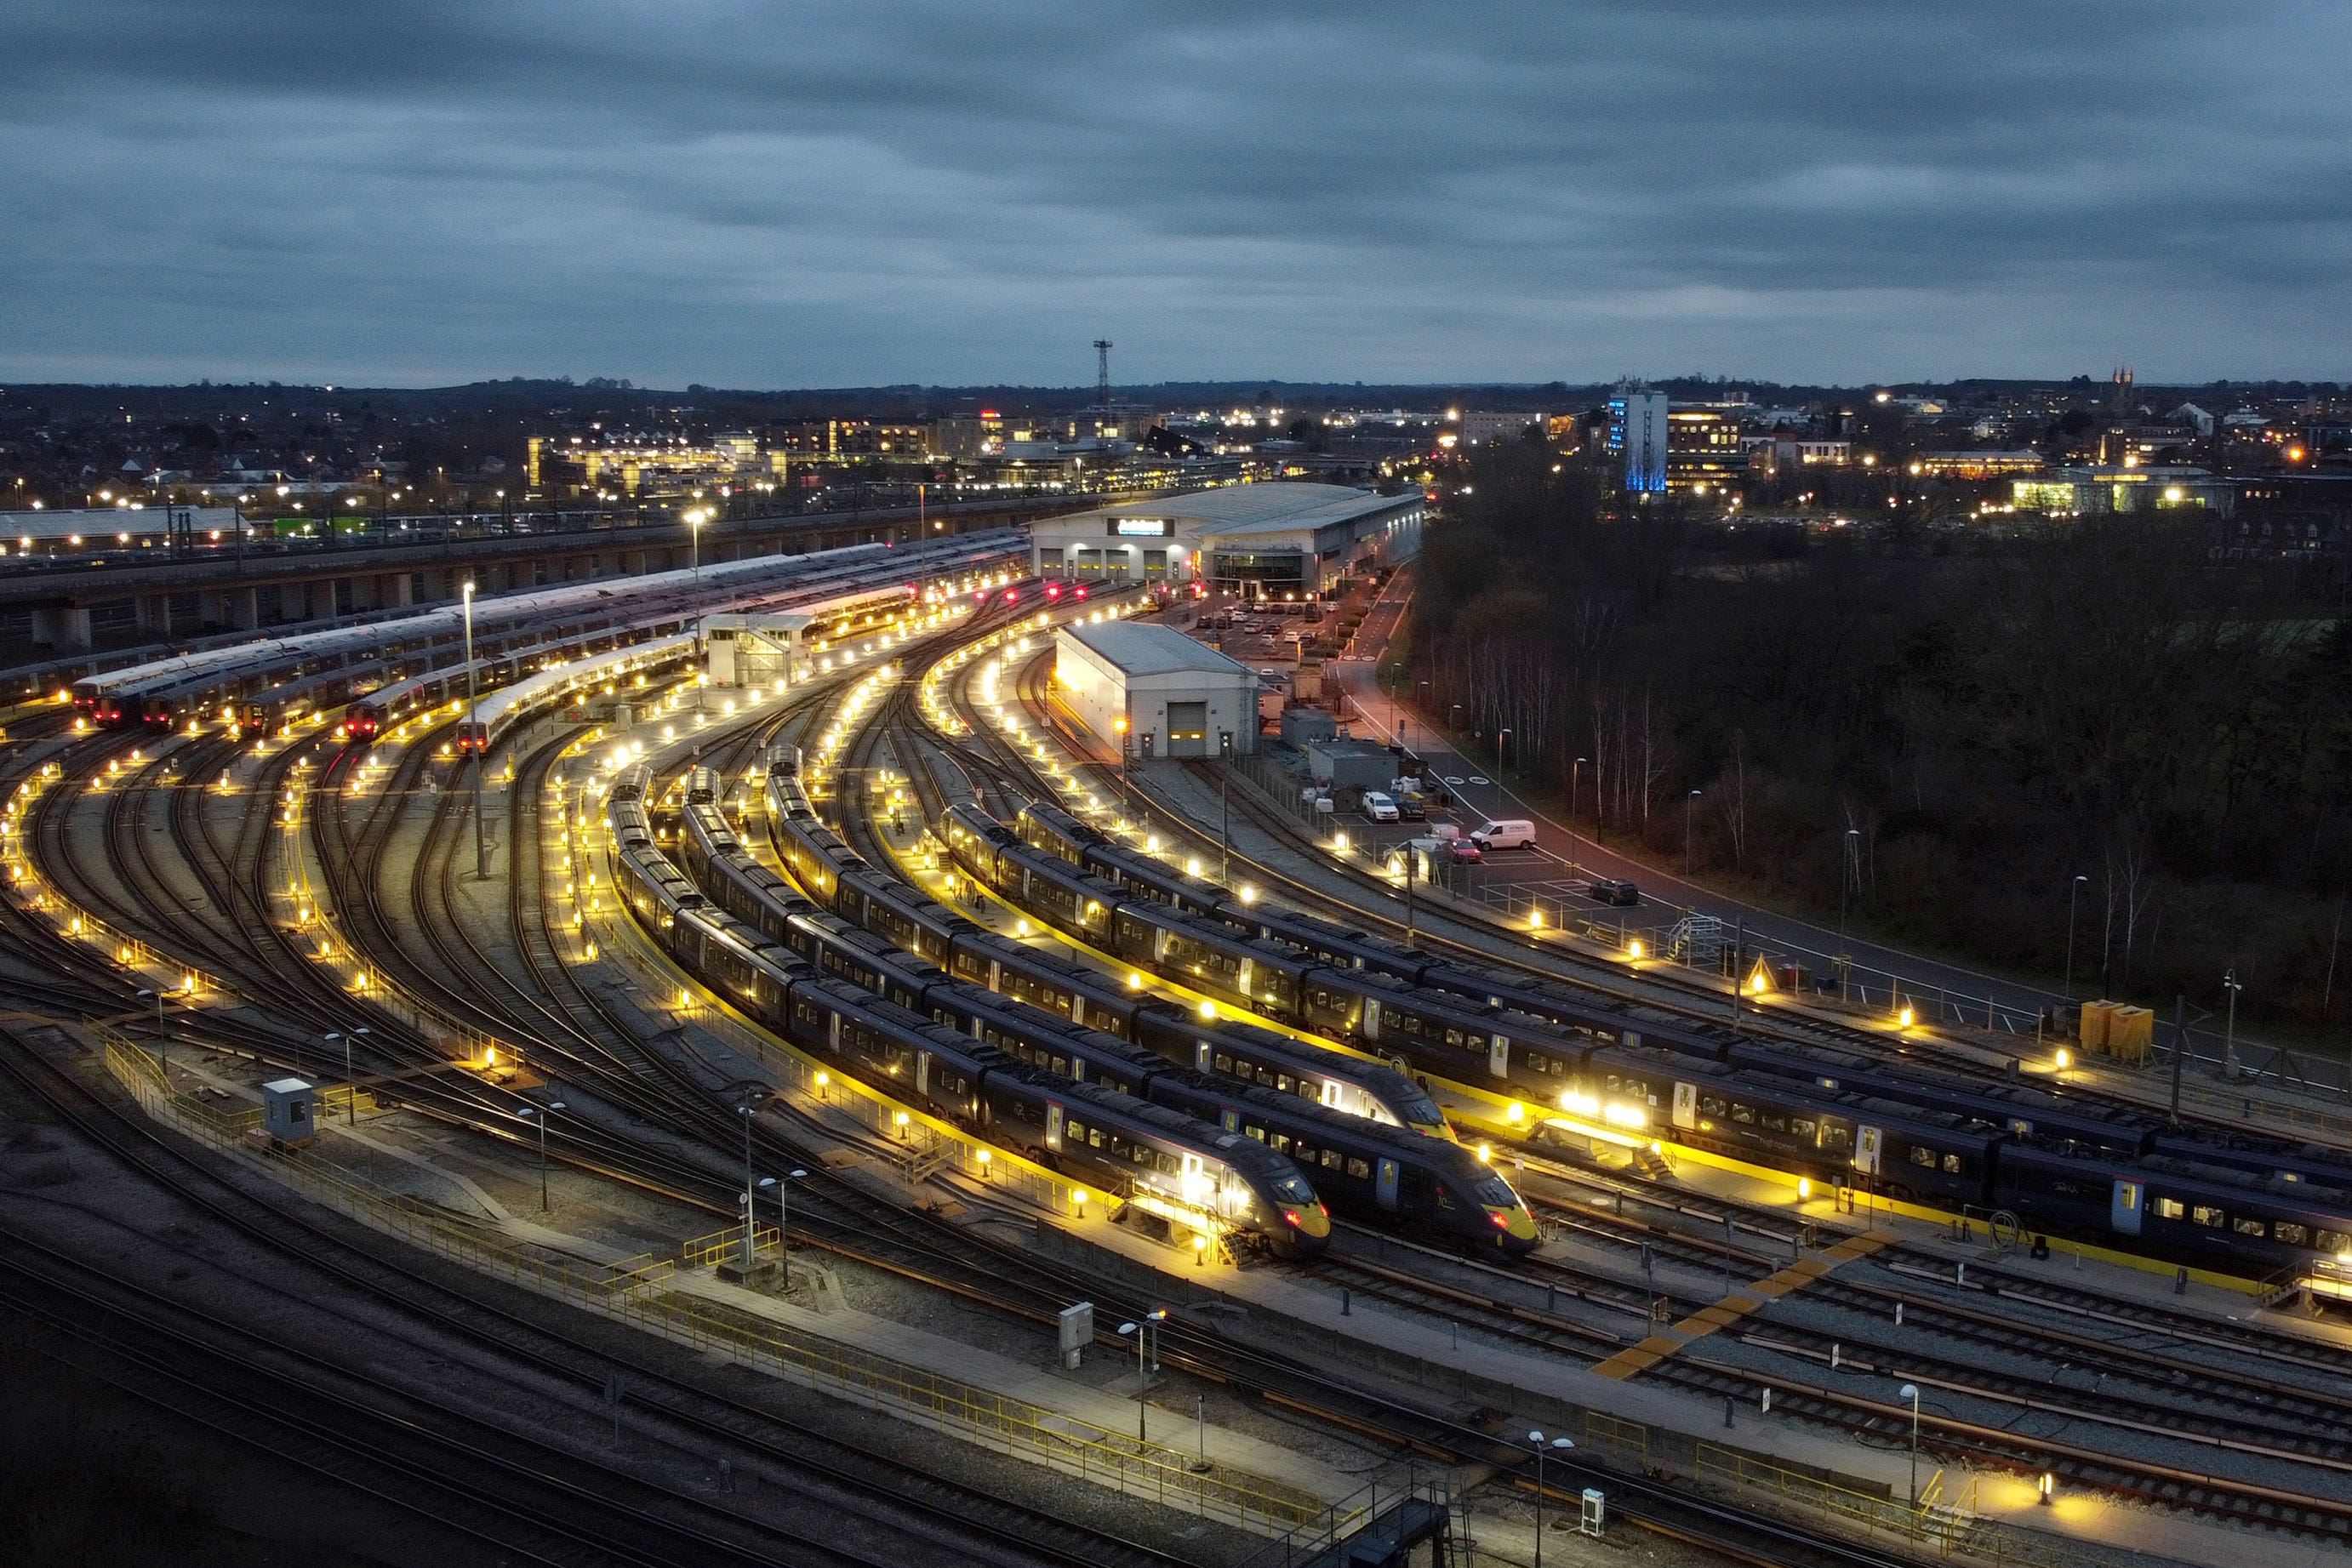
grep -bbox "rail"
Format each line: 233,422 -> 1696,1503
94,1026 -> 1325,1536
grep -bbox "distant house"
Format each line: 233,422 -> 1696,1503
2169,402 -> 2214,437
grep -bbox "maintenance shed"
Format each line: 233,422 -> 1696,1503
1054,620 -> 1259,759
1028,482 -> 1424,598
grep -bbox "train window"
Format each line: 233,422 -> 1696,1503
1604,1075 -> 1621,1092
1297,1080 -> 1318,1101
1700,1095 -> 1727,1117
1761,1112 -> 1789,1133
2191,1205 -> 2225,1228
2276,1223 -> 2309,1246
2321,1229 -> 2352,1254
2157,1198 -> 2184,1219
1346,1157 -> 1371,1179
1276,1075 -> 1293,1093
1270,1133 -> 1293,1154
1942,1155 -> 1961,1174
1445,1028 -> 1466,1049
1528,1052 -> 1548,1074
1214,1052 -> 1233,1072
1732,1103 -> 1755,1125
2233,1217 -> 2266,1237
1910,1146 -> 1938,1169
1319,1149 -> 1341,1169
1791,1119 -> 1817,1143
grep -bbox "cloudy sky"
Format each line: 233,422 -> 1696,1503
3,3 -> 2344,389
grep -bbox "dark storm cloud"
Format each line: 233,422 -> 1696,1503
1,2 -> 2343,385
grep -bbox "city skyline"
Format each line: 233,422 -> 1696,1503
3,3 -> 2346,389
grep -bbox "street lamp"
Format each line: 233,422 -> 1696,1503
462,581 -> 486,880
517,1099 -> 567,1211
344,1025 -> 370,1125
687,507 -> 706,588
771,1166 -> 808,1266
1898,1383 -> 1921,1502
2223,968 -> 2243,1073
1116,1309 -> 1167,1442
1839,828 -> 1861,995
1685,789 -> 1701,872
1570,756 -> 1586,860
2064,875 -> 2088,998
135,984 -> 174,1076
737,1098 -> 764,1269
1497,727 -> 1512,773
1526,1430 -> 1575,1568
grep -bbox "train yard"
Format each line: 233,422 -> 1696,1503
4,537 -> 2351,1568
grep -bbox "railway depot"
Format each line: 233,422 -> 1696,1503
1025,482 -> 1424,599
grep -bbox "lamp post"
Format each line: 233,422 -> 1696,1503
1219,731 -> 1234,882
1526,1430 -> 1575,1568
1116,1310 -> 1167,1442
774,1166 -> 808,1265
1497,727 -> 1512,773
462,580 -> 486,880
519,1100 -> 567,1211
1685,789 -> 1701,873
1114,716 -> 1130,809
135,984 -> 178,1077
1570,756 -> 1586,864
688,507 -> 705,589
2223,968 -> 2242,1074
2064,874 -> 2088,998
738,1100 -> 762,1269
1898,1383 -> 1921,1503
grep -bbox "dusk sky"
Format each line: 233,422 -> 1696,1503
3,2 -> 2344,389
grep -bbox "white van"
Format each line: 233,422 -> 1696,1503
1470,818 -> 1537,851
1362,791 -> 1401,823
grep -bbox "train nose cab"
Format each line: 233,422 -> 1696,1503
1264,1169 -> 1331,1257
1481,1175 -> 1541,1254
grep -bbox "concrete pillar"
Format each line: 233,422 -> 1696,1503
386,572 -> 413,607
31,606 -> 93,650
197,586 -> 258,630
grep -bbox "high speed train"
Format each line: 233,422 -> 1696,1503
673,760 -> 1536,1255
957,798 -> 2352,1281
602,767 -> 1330,1259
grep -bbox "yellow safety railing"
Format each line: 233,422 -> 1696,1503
1698,1445 -> 1953,1550
680,1223 -> 782,1268
94,1029 -> 1326,1537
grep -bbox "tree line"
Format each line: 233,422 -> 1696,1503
1407,438 -> 2352,1030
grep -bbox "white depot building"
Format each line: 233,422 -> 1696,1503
1053,619 -> 1260,760
1026,482 -> 1424,599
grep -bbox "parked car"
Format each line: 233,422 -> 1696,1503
1395,792 -> 1426,820
1362,791 -> 1401,824
1469,818 -> 1538,851
1587,877 -> 1641,906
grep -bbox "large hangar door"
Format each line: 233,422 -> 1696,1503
1166,701 -> 1208,757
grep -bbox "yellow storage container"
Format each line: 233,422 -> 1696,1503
2078,1000 -> 2117,1050
2105,1006 -> 2154,1064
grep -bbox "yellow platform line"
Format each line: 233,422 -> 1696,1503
1590,1230 -> 1898,1381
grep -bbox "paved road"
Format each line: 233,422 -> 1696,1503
1322,567 -> 2305,1083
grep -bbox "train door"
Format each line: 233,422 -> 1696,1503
1045,1103 -> 1064,1154
916,1052 -> 931,1097
1319,1077 -> 1344,1109
1375,1157 -> 1400,1211
1221,1109 -> 1240,1133
2110,1178 -> 2143,1237
1363,999 -> 1382,1041
1196,1040 -> 1213,1073
1488,1033 -> 1510,1079
1182,1152 -> 1208,1207
1671,1081 -> 1696,1132
1855,1125 -> 1882,1177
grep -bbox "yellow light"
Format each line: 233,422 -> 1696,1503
1529,909 -> 1544,930
1476,1143 -> 1492,1164
1071,1189 -> 1088,1208
1797,1178 -> 1813,1200
814,1071 -> 829,1088
1127,972 -> 1145,989
1627,938 -> 1644,960
1898,1006 -> 1915,1029
1505,1102 -> 1526,1124
2055,1048 -> 2071,1069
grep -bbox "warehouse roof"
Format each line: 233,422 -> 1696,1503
1094,482 -> 1410,539
1064,619 -> 1253,677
